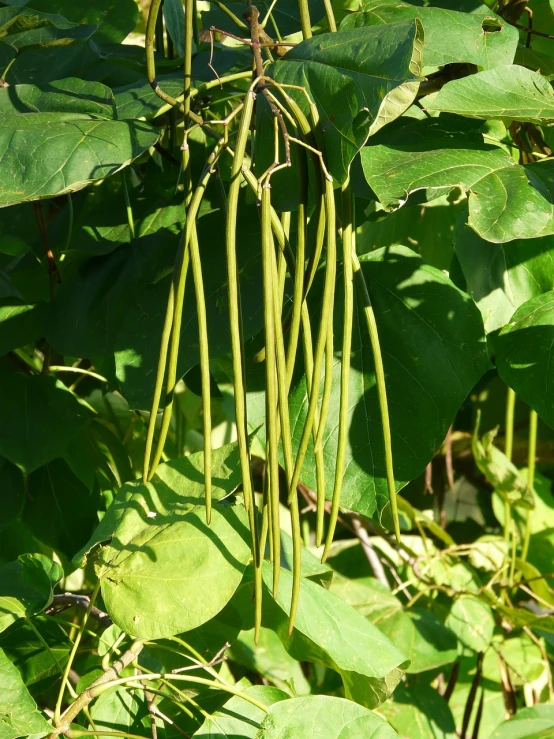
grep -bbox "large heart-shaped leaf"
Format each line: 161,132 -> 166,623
426,65 -> 554,124
0,78 -> 158,208
75,443 -> 251,640
360,116 -> 554,243
494,291 -> 554,428
454,219 -> 554,334
269,21 -> 423,183
0,647 -> 51,739
0,372 -> 92,474
343,3 -> 518,69
288,245 -> 489,518
258,695 -> 398,737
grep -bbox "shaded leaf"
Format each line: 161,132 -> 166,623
379,683 -> 456,739
114,72 -> 184,120
194,685 -> 289,738
0,301 -> 46,357
288,245 -> 490,518
490,705 -> 554,739
494,291 -> 554,429
454,219 -> 554,334
0,6 -> 96,52
0,459 -> 25,532
90,687 -> 149,736
0,553 -> 62,633
0,372 -> 92,474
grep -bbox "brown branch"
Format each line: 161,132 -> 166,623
48,594 -> 112,628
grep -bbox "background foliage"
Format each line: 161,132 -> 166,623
2,0 -> 554,737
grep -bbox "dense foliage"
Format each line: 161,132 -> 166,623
2,0 -> 554,736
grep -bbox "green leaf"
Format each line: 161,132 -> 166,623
454,219 -> 554,334
0,301 -> 46,357
194,685 -> 289,738
164,0 -> 186,58
198,0 -> 325,37
376,609 -> 458,674
342,3 -> 518,69
426,65 -> 554,125
360,116 -> 554,243
446,595 -> 494,652
494,291 -> 554,428
0,553 -> 62,634
472,424 -> 535,509
490,705 -> 554,739
0,617 -> 71,687
0,372 -> 92,474
0,6 -> 96,52
114,72 -> 184,120
0,647 -> 51,739
0,459 -> 25,533
379,683 -> 456,739
24,459 -> 101,559
75,443 -> 251,639
288,245 -> 489,518
0,78 -> 158,208
269,21 -> 423,183
482,634 -> 545,686
229,627 -> 311,696
90,687 -> 149,736
258,695 -> 398,737
255,564 -> 408,709
2,0 -> 140,43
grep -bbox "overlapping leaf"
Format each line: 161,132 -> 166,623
75,443 -> 251,640
0,554 -> 62,633
269,21 -> 423,183
360,116 -> 554,242
343,2 -> 518,69
0,77 -> 158,208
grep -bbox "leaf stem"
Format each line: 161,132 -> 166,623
297,0 -> 312,38
54,580 -> 101,725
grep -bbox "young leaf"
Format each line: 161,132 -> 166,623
269,21 -> 423,183
343,3 -> 518,69
494,291 -> 554,429
426,65 -> 554,125
0,647 -> 51,739
258,695 -> 398,737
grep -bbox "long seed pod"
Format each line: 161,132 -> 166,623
351,249 -> 400,541
147,140 -> 225,481
261,183 -> 281,597
267,205 -> 303,634
287,176 -> 337,507
322,178 -> 354,560
225,90 -> 263,635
